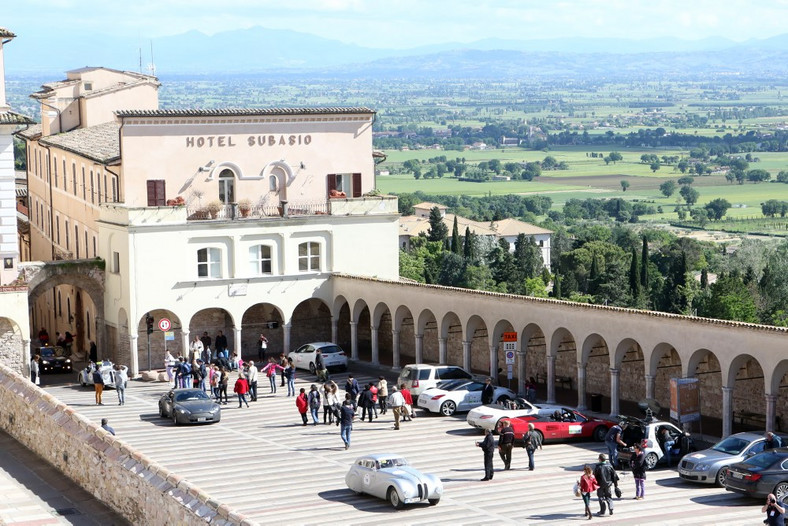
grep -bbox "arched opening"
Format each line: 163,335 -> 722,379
242,303 -> 284,360
440,311 -> 463,365
651,343 -> 682,417
521,323 -> 546,398
372,302 -> 393,366
291,298 -> 332,351
417,309 -> 438,364
550,327 -> 578,404
188,308 -> 235,361
466,315 -> 488,375
687,349 -> 722,434
616,338 -> 646,405
218,168 -> 236,203
136,310 -> 183,370
351,300 -> 371,361
393,305 -> 415,366
582,333 -> 610,411
729,354 -> 766,433
491,319 -> 515,388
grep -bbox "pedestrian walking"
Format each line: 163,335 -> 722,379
377,376 -> 388,414
593,453 -> 619,516
345,375 -> 360,403
315,348 -> 328,382
476,428 -> 495,481
308,384 -> 322,425
579,464 -> 599,519
284,358 -> 296,396
388,386 -> 406,430
164,350 -> 176,384
113,364 -> 127,405
522,422 -> 542,470
261,357 -> 283,394
359,383 -> 375,422
497,419 -> 515,470
279,353 -> 288,387
631,443 -> 646,500
233,373 -> 250,408
323,382 -> 339,424
296,387 -> 309,425
30,354 -> 40,385
219,367 -> 229,404
93,366 -> 104,405
369,382 -> 379,419
210,365 -> 221,401
246,360 -> 259,401
340,399 -> 355,449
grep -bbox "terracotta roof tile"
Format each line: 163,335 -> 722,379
0,112 -> 35,125
39,122 -> 120,164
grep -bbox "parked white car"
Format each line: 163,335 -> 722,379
397,364 -> 474,397
417,381 -> 516,416
466,398 -> 564,432
76,361 -> 127,389
288,342 -> 348,374
617,415 -> 694,470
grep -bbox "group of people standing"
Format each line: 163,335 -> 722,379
478,420 -> 543,481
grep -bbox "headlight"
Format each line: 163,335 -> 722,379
695,464 -> 710,472
42,360 -> 50,365
65,359 -> 71,363
211,406 -> 220,413
176,408 -> 189,414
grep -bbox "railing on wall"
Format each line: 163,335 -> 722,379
186,200 -> 329,220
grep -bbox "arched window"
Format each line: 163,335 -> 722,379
249,245 -> 272,275
197,248 -> 222,278
269,175 -> 278,192
218,169 -> 235,204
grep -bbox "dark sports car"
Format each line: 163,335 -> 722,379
158,388 -> 221,425
36,346 -> 72,374
507,408 -> 614,443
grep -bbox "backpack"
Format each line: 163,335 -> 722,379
182,362 -> 192,375
309,391 -> 321,408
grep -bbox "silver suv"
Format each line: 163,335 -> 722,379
397,364 -> 474,398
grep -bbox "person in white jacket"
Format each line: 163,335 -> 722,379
246,361 -> 259,402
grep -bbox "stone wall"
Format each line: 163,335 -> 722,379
0,363 -> 251,526
0,317 -> 24,375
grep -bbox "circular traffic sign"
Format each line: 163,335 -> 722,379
158,318 -> 171,331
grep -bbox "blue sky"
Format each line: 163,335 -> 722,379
5,0 -> 787,48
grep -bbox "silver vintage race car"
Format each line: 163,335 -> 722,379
346,453 -> 443,509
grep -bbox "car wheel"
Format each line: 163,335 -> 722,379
309,362 -> 316,375
496,395 -> 510,404
593,425 -> 608,442
428,498 -> 440,506
387,487 -> 404,509
172,412 -> 179,426
715,468 -> 727,488
644,452 -> 659,470
774,482 -> 788,502
440,400 -> 457,416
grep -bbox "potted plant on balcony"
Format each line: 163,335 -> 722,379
238,198 -> 253,218
205,200 -> 222,219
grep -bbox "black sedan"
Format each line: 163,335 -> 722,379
158,388 -> 221,426
725,448 -> 788,500
37,346 -> 72,374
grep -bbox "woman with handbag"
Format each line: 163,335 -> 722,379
578,464 -> 599,519
631,443 -> 647,500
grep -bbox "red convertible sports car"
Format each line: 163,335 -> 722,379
506,408 -> 615,443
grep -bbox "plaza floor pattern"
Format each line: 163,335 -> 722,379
41,370 -> 764,525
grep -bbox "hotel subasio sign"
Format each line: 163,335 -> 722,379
185,134 -> 313,148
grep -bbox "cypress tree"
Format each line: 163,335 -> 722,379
553,268 -> 562,298
463,226 -> 474,261
588,253 -> 600,294
629,246 -> 641,298
700,268 -> 709,289
640,235 -> 649,289
427,206 -> 448,242
451,216 -> 460,254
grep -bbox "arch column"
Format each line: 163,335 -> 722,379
489,343 -> 498,380
233,326 -> 242,358
391,330 -> 400,369
129,334 -> 139,376
517,347 -> 526,395
331,316 -> 338,344
23,339 -> 31,377
283,323 -> 291,358
644,374 -> 655,400
414,333 -> 423,364
95,315 -> 106,361
546,354 -> 556,404
349,321 -> 358,360
766,394 -> 778,433
370,325 -> 379,365
462,340 -> 471,372
438,337 -> 447,363
181,330 -> 190,359
576,362 -> 587,410
609,368 -> 620,417
722,386 -> 733,438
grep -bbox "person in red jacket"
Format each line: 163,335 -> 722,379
400,383 -> 414,421
233,373 -> 250,408
296,387 -> 309,425
579,464 -> 599,519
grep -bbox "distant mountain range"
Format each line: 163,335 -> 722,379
5,26 -> 788,79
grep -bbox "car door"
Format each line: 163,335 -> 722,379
163,392 -> 175,416
742,439 -> 766,460
459,382 -> 484,411
293,345 -> 308,368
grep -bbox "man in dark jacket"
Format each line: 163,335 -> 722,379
498,419 -> 515,470
359,383 -> 376,422
214,331 -> 228,360
523,422 -> 543,470
481,377 -> 495,405
593,453 -> 619,516
340,400 -> 355,449
476,429 -> 495,481
345,375 -> 360,403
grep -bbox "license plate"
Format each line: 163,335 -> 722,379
197,417 -> 207,422
732,472 -> 743,479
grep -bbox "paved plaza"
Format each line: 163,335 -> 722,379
22,365 -> 766,526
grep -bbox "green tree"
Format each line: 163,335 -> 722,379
678,176 -> 695,186
640,236 -> 649,291
427,207 -> 448,242
513,233 -> 544,287
463,226 -> 475,261
680,185 -> 700,206
609,151 -> 623,163
703,273 -> 758,322
704,198 -> 731,220
629,246 -> 640,298
620,180 -> 630,192
659,180 -> 677,198
451,216 -> 460,254
488,238 -> 516,288
650,161 -> 661,173
746,168 -> 771,183
437,251 -> 466,287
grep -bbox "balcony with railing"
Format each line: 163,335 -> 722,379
185,195 -> 398,221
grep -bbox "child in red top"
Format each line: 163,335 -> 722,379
579,464 -> 599,519
295,387 -> 309,425
233,374 -> 249,408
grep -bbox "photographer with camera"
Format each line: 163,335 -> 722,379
762,493 -> 785,526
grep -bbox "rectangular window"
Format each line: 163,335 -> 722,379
298,242 -> 320,272
112,251 -> 120,273
56,217 -> 60,244
75,224 -> 79,258
90,170 -> 95,204
327,173 -> 362,198
249,245 -> 272,275
62,159 -> 66,189
65,220 -> 69,250
97,173 -> 102,204
111,176 -> 117,202
84,231 -> 88,258
146,180 -> 166,206
197,248 -> 221,278
104,174 -> 108,202
82,167 -> 86,200
72,163 -> 77,195
53,156 -> 57,187
93,236 -> 97,258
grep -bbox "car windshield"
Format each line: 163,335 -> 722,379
745,451 -> 786,469
175,391 -> 210,402
437,379 -> 470,390
319,345 -> 343,354
40,349 -> 55,358
460,382 -> 484,392
712,436 -> 750,455
379,458 -> 408,469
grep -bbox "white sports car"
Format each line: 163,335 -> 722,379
417,381 -> 516,416
345,453 -> 442,509
466,398 -> 565,432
